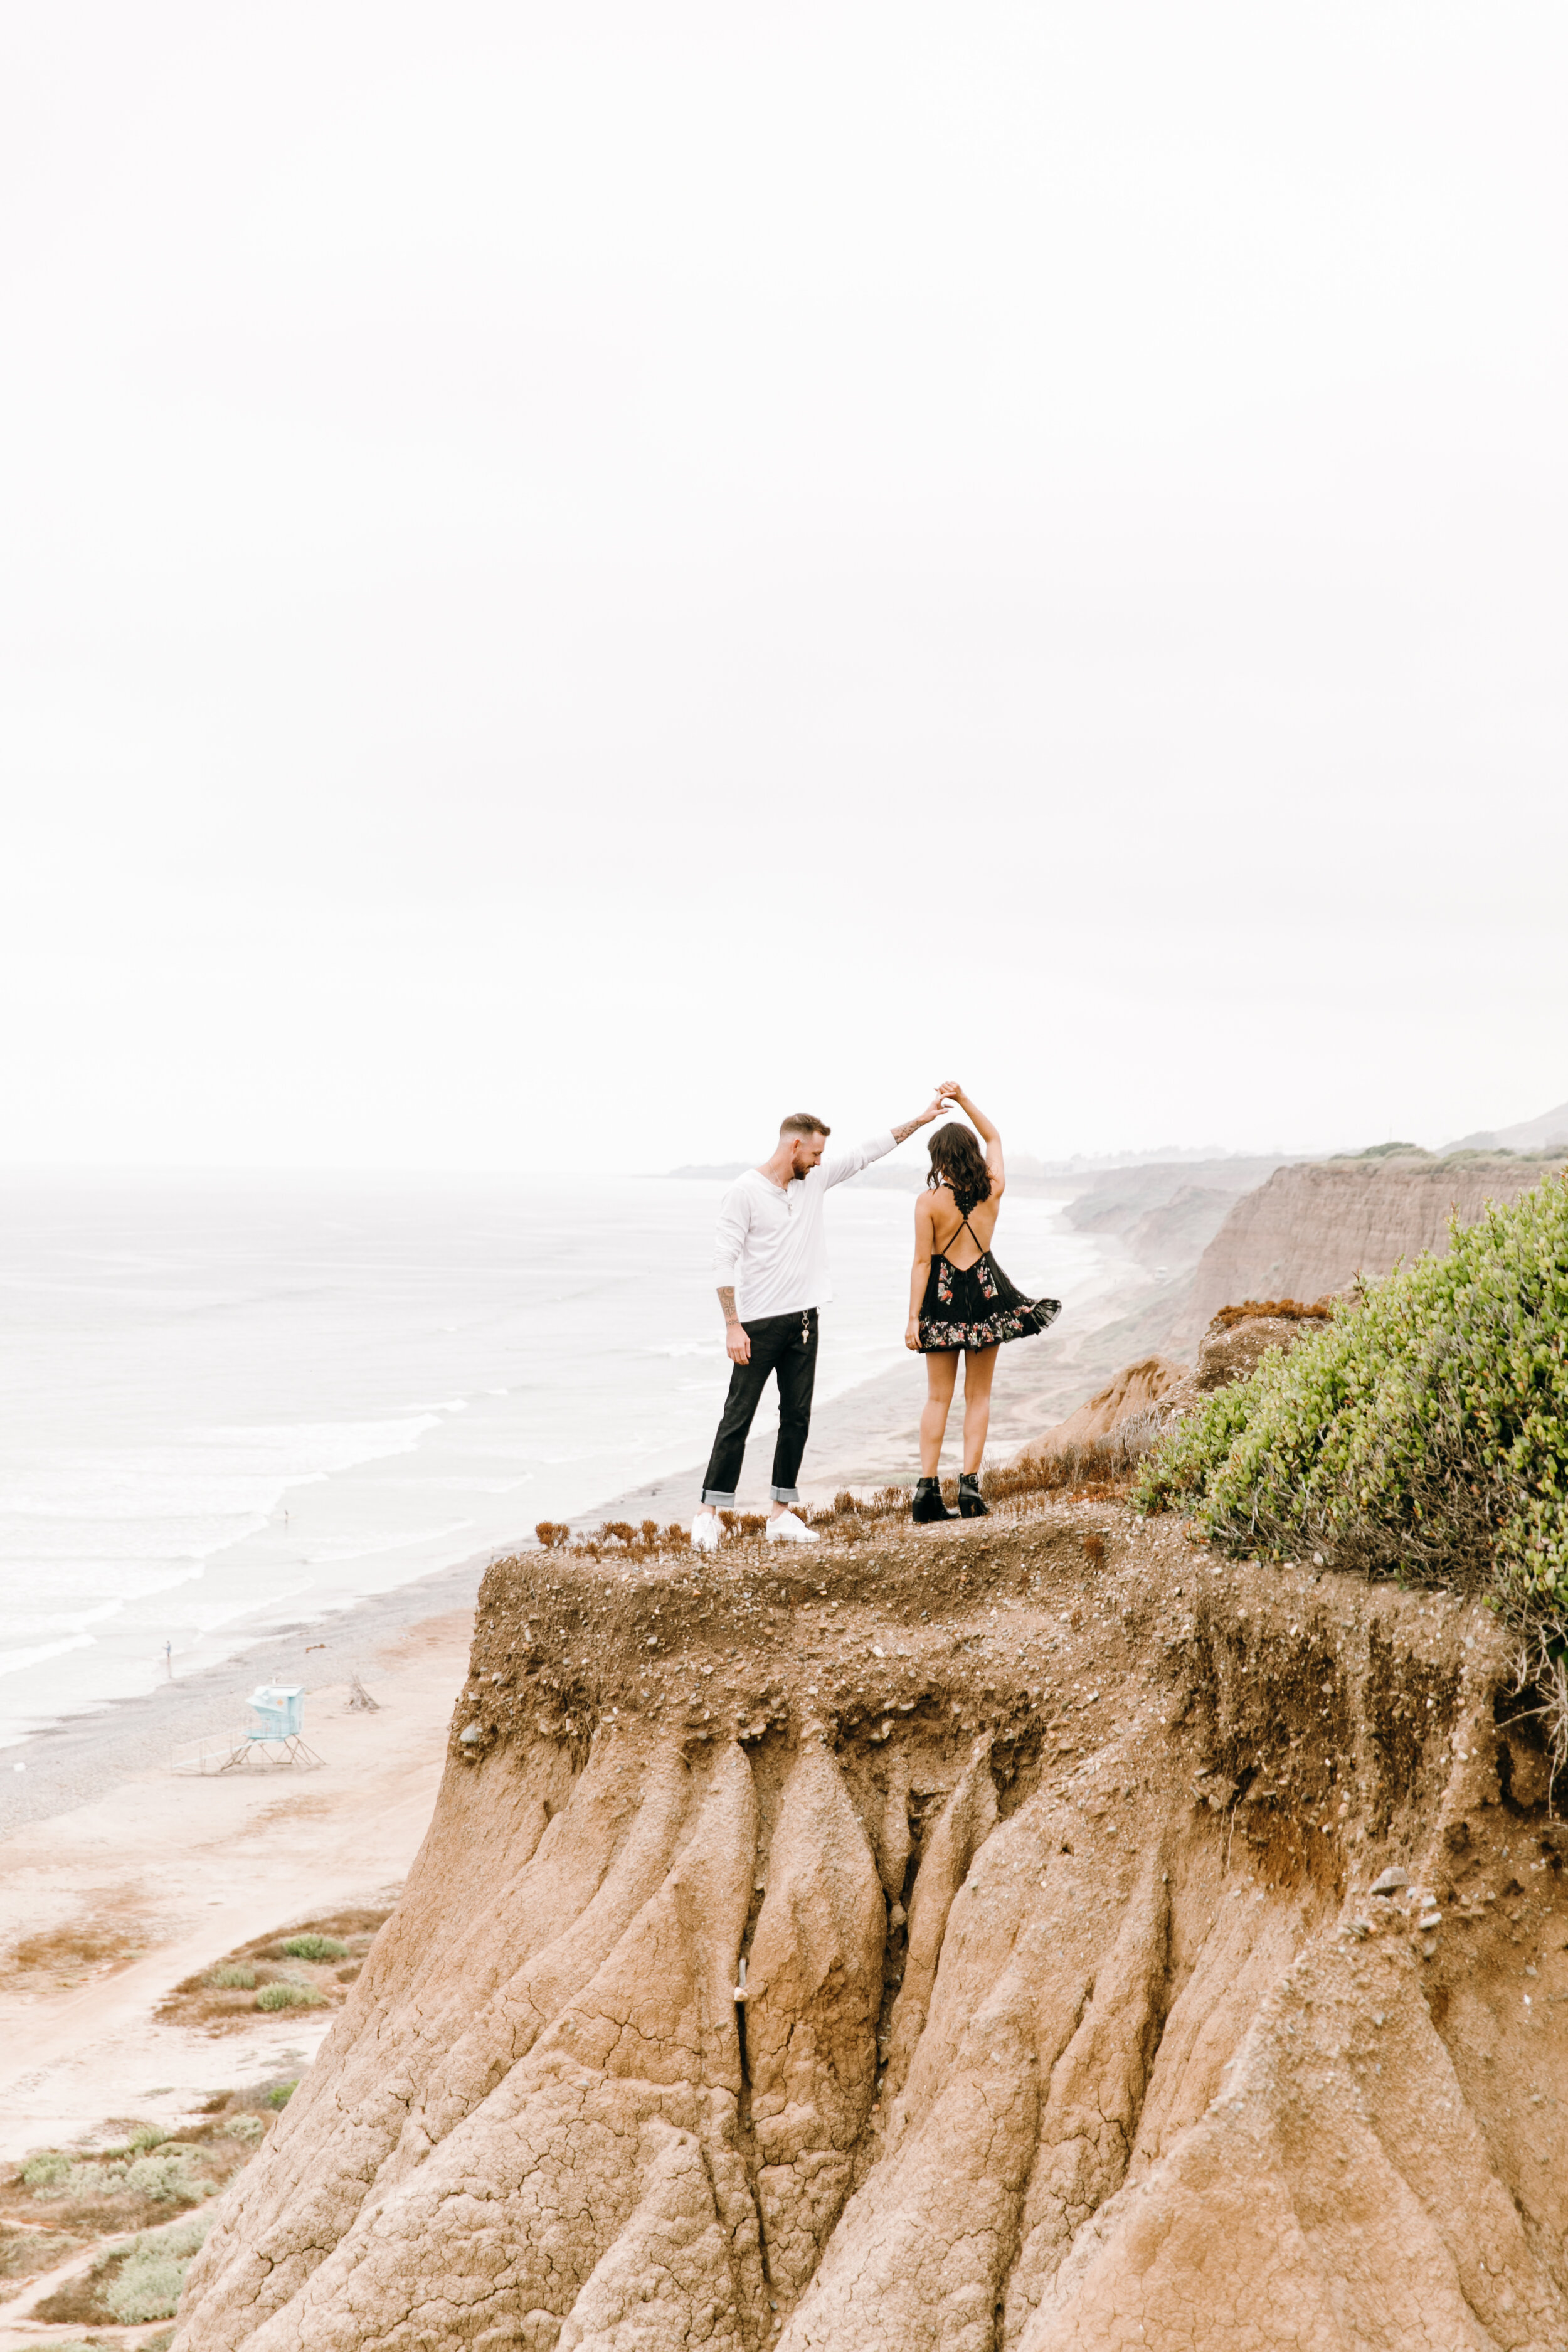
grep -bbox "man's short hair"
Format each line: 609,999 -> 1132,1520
780,1111 -> 831,1139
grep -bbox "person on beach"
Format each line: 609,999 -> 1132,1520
692,1093 -> 952,1553
905,1086 -> 1061,1523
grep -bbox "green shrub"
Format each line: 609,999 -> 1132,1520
124,2151 -> 206,2203
19,2149 -> 72,2191
280,1934 -> 346,1962
1137,1175 -> 1568,1621
127,2121 -> 167,2151
206,1964 -> 257,1989
265,2081 -> 297,2107
255,1982 -> 324,2012
59,2158 -> 115,2198
105,2214 -> 209,2324
46,2147 -> 203,2205
218,2112 -> 265,2146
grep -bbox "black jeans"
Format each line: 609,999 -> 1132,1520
701,1308 -> 818,1507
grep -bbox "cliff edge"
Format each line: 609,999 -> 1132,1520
176,1507 -> 1568,2352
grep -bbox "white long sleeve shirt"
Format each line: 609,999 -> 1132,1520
712,1132 -> 898,1320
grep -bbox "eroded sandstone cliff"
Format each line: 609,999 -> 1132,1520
1176,1154 -> 1564,1347
178,1510 -> 1568,2351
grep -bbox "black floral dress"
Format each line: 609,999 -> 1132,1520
917,1210 -> 1061,1354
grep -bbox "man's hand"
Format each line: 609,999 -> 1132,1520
718,1288 -> 750,1362
890,1089 -> 955,1147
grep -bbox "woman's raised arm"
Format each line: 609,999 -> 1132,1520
942,1084 -> 1005,1195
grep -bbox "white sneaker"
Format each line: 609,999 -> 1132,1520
690,1509 -> 722,1553
766,1509 -> 819,1544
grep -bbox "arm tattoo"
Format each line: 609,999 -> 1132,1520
890,1118 -> 923,1146
717,1286 -> 739,1323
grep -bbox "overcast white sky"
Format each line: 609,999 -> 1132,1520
3,3 -> 1564,1170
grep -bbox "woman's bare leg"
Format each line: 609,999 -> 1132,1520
921,1352 -> 959,1475
960,1346 -> 999,1473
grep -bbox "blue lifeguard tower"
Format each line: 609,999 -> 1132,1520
218,1683 -> 325,1771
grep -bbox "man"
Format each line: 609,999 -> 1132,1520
691,1093 -> 950,1551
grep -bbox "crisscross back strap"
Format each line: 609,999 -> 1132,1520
938,1205 -> 981,1261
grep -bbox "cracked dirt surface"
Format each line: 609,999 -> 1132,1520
176,1503 -> 1568,2350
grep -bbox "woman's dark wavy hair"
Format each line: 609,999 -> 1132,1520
926,1122 -> 992,1216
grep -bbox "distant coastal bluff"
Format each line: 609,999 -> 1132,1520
1046,1142 -> 1566,1380
1174,1150 -> 1565,1344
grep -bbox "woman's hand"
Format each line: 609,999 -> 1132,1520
904,1317 -> 923,1352
933,1078 -> 964,1107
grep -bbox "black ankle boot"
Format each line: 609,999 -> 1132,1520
957,1473 -> 990,1518
911,1476 -> 953,1524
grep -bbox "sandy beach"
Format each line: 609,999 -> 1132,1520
0,1597 -> 475,2185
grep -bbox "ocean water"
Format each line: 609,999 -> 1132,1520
0,1168 -> 1118,1744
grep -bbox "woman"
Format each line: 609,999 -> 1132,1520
904,1084 -> 1061,1522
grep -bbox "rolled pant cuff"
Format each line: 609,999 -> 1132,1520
770,1485 -> 800,1503
700,1489 -> 737,1509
